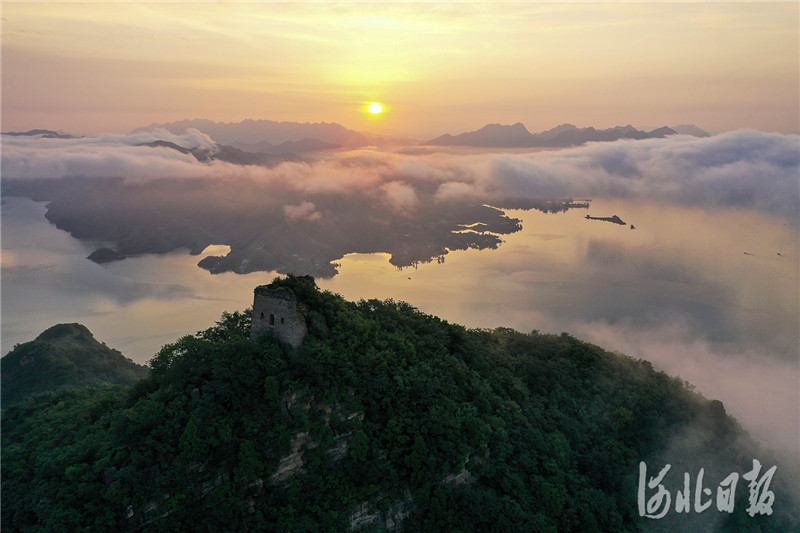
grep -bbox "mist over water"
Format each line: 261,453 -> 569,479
322,200 -> 799,458
2,194 -> 797,460
1,198 -> 278,360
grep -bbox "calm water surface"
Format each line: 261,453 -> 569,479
2,196 -> 797,453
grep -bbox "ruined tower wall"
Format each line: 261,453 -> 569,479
250,287 -> 307,348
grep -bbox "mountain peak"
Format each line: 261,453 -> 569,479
670,124 -> 710,137
36,323 -> 95,343
426,122 -> 534,147
476,122 -> 529,131
647,126 -> 678,138
3,323 -> 149,406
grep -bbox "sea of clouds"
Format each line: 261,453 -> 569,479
3,129 -> 798,220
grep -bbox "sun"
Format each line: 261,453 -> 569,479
367,102 -> 384,114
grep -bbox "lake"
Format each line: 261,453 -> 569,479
2,195 -> 798,456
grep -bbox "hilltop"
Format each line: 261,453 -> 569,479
2,277 -> 796,531
1,323 -> 149,406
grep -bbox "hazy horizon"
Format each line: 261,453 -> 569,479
0,117 -> 724,141
2,2 -> 798,137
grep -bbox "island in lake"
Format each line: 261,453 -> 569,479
585,214 -> 627,225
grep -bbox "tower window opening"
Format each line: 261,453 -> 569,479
269,314 -> 275,326
260,312 -> 264,319
281,317 -> 285,324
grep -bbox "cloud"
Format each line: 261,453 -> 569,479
284,201 -> 322,221
0,129 -> 220,181
380,180 -> 418,214
489,130 -> 800,218
268,159 -> 385,195
490,157 -> 566,198
117,128 -> 218,150
3,129 -> 797,219
435,181 -> 478,201
571,318 -> 799,461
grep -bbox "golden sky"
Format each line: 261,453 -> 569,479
2,1 -> 798,137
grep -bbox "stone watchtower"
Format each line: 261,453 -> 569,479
250,286 -> 308,348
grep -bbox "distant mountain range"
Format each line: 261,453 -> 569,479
132,119 -> 709,153
132,119 -> 409,150
2,129 -> 76,139
3,121 -> 710,156
425,122 -> 706,148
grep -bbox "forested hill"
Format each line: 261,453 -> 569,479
2,277 -> 796,532
1,323 -> 149,406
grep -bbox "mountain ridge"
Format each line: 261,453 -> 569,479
1,128 -> 76,139
131,118 -> 409,148
425,122 -> 697,148
5,121 -> 710,151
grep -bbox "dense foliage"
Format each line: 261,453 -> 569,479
2,277 -> 796,532
1,323 -> 149,407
